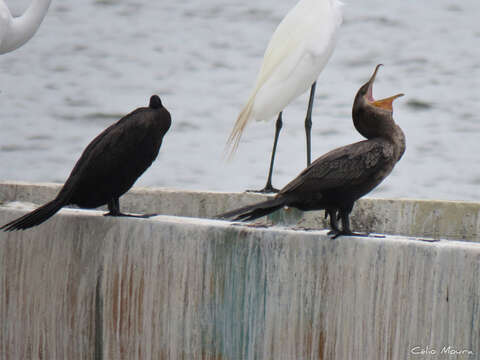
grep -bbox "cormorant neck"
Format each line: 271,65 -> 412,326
353,97 -> 393,136
352,100 -> 384,139
0,0 -> 52,54
352,102 -> 405,160
390,123 -> 406,162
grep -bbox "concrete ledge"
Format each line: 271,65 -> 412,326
1,204 -> 479,359
1,181 -> 480,241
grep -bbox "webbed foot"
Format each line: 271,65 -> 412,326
246,185 -> 280,194
328,230 -> 370,239
104,212 -> 158,218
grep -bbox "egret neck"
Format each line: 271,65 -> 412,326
0,0 -> 52,54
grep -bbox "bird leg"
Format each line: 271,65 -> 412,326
104,198 -> 157,218
248,112 -> 283,193
326,209 -> 341,235
305,82 -> 317,167
330,207 -> 369,239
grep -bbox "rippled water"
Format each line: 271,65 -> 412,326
1,0 -> 479,201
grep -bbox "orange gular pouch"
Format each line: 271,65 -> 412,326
371,94 -> 404,111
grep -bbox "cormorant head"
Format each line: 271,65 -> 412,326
352,64 -> 404,139
149,95 -> 171,134
149,95 -> 163,109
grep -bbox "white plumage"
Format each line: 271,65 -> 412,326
0,0 -> 52,54
227,0 -> 343,189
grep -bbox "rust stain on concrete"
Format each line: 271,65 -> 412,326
318,331 -> 326,360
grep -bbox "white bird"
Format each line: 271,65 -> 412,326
0,0 -> 52,54
227,0 -> 343,192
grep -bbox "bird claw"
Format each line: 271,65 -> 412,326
104,212 -> 158,218
328,230 -> 370,239
136,213 -> 159,218
246,186 -> 280,194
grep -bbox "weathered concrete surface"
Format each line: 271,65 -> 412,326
1,202 -> 480,359
1,181 -> 480,241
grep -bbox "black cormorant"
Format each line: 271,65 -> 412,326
218,65 -> 405,237
2,95 -> 171,231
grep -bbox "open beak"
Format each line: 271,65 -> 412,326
366,64 -> 404,111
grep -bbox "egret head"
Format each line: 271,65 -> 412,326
352,64 -> 404,139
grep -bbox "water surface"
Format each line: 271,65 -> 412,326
1,0 -> 479,201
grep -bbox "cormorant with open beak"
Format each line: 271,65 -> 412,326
218,65 -> 405,237
2,95 -> 171,231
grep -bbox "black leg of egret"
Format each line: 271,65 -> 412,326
248,112 -> 283,193
305,82 -> 316,166
105,198 -> 157,218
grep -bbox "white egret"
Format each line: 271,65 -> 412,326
227,0 -> 343,192
0,0 -> 52,54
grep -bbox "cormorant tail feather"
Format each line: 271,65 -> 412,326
217,198 -> 285,222
1,199 -> 66,231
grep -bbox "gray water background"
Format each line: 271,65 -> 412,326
1,0 -> 479,201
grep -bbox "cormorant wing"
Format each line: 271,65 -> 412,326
279,139 -> 394,196
58,107 -> 156,195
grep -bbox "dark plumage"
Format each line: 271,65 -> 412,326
218,65 -> 405,237
2,95 -> 171,231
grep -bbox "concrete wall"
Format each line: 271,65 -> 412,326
2,181 -> 480,242
1,182 -> 480,359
